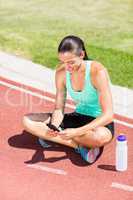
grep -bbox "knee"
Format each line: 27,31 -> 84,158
22,115 -> 33,131
95,127 -> 113,146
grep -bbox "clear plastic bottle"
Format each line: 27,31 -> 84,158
116,134 -> 128,171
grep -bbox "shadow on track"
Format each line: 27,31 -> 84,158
8,130 -> 104,167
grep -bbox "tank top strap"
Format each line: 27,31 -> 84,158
66,69 -> 72,93
85,60 -> 92,84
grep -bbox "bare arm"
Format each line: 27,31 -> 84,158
77,62 -> 114,133
50,68 -> 67,128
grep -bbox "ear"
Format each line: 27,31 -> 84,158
80,51 -> 85,59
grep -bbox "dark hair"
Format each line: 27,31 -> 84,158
58,35 -> 88,60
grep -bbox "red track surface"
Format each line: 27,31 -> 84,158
0,77 -> 132,200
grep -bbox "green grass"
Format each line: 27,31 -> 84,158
0,0 -> 133,88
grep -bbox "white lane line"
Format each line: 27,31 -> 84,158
27,164 -> 67,175
114,119 -> 133,129
0,80 -> 54,102
111,182 -> 133,192
0,80 -> 74,109
0,79 -> 133,128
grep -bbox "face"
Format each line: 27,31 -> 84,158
58,52 -> 84,72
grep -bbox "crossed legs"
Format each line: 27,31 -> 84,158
22,113 -> 113,149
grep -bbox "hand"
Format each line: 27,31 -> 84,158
59,128 -> 78,140
46,129 -> 58,137
46,123 -> 59,137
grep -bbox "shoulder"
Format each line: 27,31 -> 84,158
90,61 -> 110,89
55,64 -> 66,80
55,65 -> 66,88
90,61 -> 108,75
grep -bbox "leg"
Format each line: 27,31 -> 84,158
22,113 -> 78,148
72,126 -> 113,163
59,111 -> 114,163
73,126 -> 113,148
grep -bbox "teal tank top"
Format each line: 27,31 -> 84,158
66,60 -> 102,117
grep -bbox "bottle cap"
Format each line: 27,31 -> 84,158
117,135 -> 126,141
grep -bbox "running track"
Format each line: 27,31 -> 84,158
0,76 -> 133,200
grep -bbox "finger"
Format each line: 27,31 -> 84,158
54,131 -> 59,134
48,133 -> 58,137
47,130 -> 57,136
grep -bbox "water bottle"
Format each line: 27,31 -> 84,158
116,134 -> 128,171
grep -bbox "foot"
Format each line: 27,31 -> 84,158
75,146 -> 100,163
38,138 -> 52,148
38,138 -> 60,148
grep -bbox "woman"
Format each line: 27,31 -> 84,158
23,35 -> 114,164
